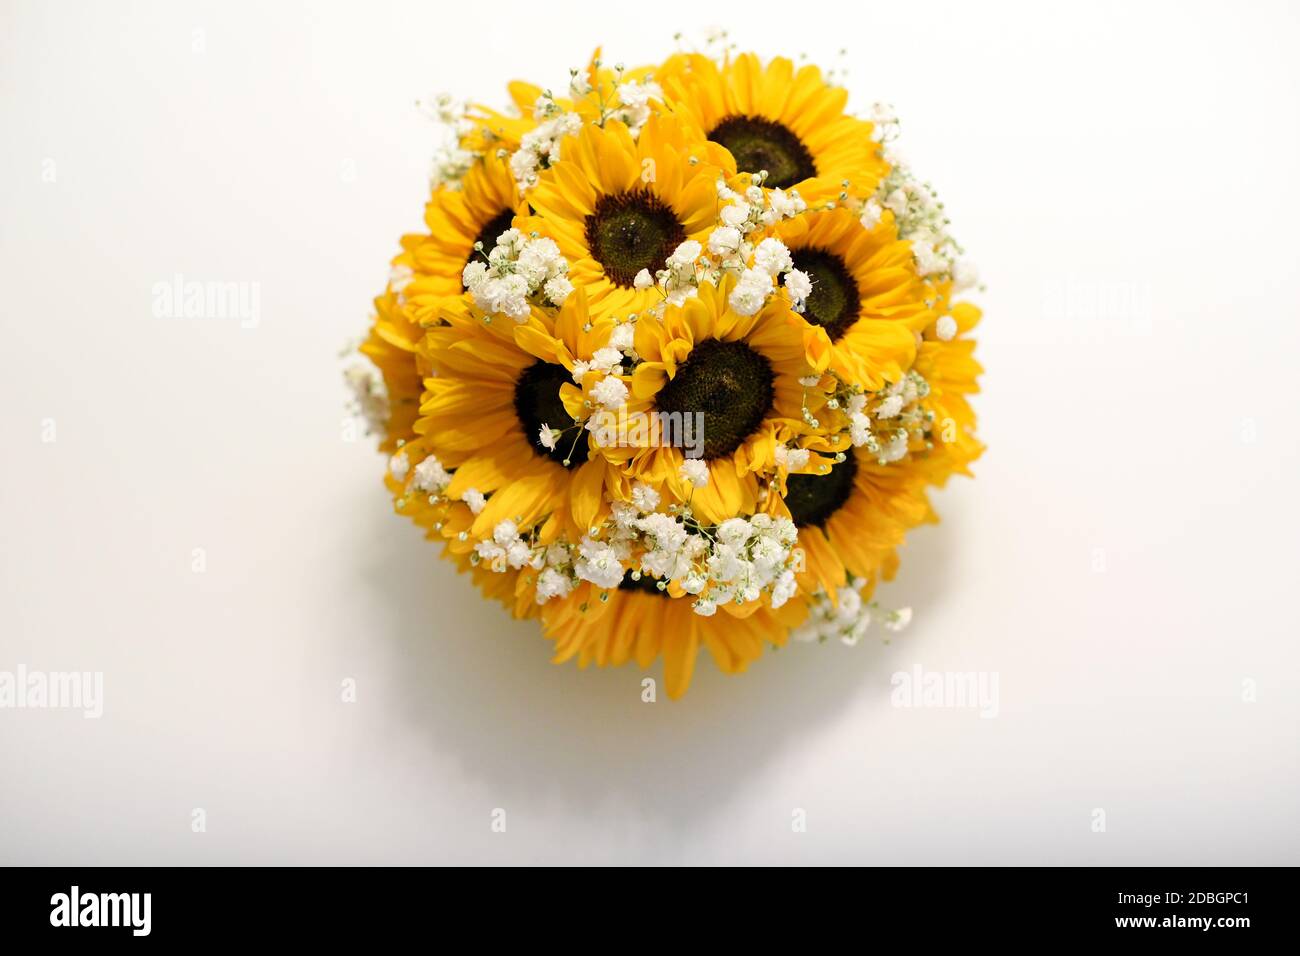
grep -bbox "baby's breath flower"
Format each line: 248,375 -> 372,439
388,450 -> 409,481
463,231 -> 571,318
591,375 -> 629,409
728,267 -> 772,316
679,458 -> 709,488
411,454 -> 451,493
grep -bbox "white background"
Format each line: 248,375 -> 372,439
2,0 -> 1297,865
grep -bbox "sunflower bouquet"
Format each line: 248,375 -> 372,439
347,47 -> 982,698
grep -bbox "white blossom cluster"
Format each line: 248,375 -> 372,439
473,519 -> 542,575
462,228 -> 573,320
461,481 -> 802,617
791,579 -> 912,645
420,93 -> 478,190
634,239 -> 704,307
509,92 -> 583,190
431,145 -> 475,192
421,92 -> 474,130
343,363 -> 390,436
534,322 -> 639,458
867,101 -> 902,146
617,505 -> 801,615
696,178 -> 812,317
732,236 -> 812,317
407,451 -> 453,494
610,78 -> 664,137
567,69 -> 594,99
862,137 -> 977,292
678,459 -> 709,488
387,264 -> 414,304
843,369 -> 934,464
632,220 -> 809,320
389,448 -> 456,501
624,225 -> 810,322
773,442 -> 813,472
508,68 -> 668,190
717,177 -> 808,237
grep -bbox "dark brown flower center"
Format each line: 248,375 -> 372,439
784,454 -> 858,528
790,248 -> 860,341
654,339 -> 775,461
709,115 -> 817,189
584,189 -> 686,287
465,208 -> 518,276
619,573 -> 667,596
514,361 -> 587,469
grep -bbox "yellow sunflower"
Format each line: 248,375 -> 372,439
461,80 -> 550,155
384,458 -> 539,620
781,445 -> 937,599
403,150 -> 529,327
463,51 -> 663,154
656,52 -> 886,203
778,296 -> 984,599
355,151 -> 526,450
914,293 -> 985,482
540,577 -> 808,699
771,207 -> 930,389
523,113 -> 724,322
413,289 -> 629,546
625,277 -> 835,524
358,281 -> 425,452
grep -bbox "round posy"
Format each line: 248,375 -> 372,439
347,48 -> 982,699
